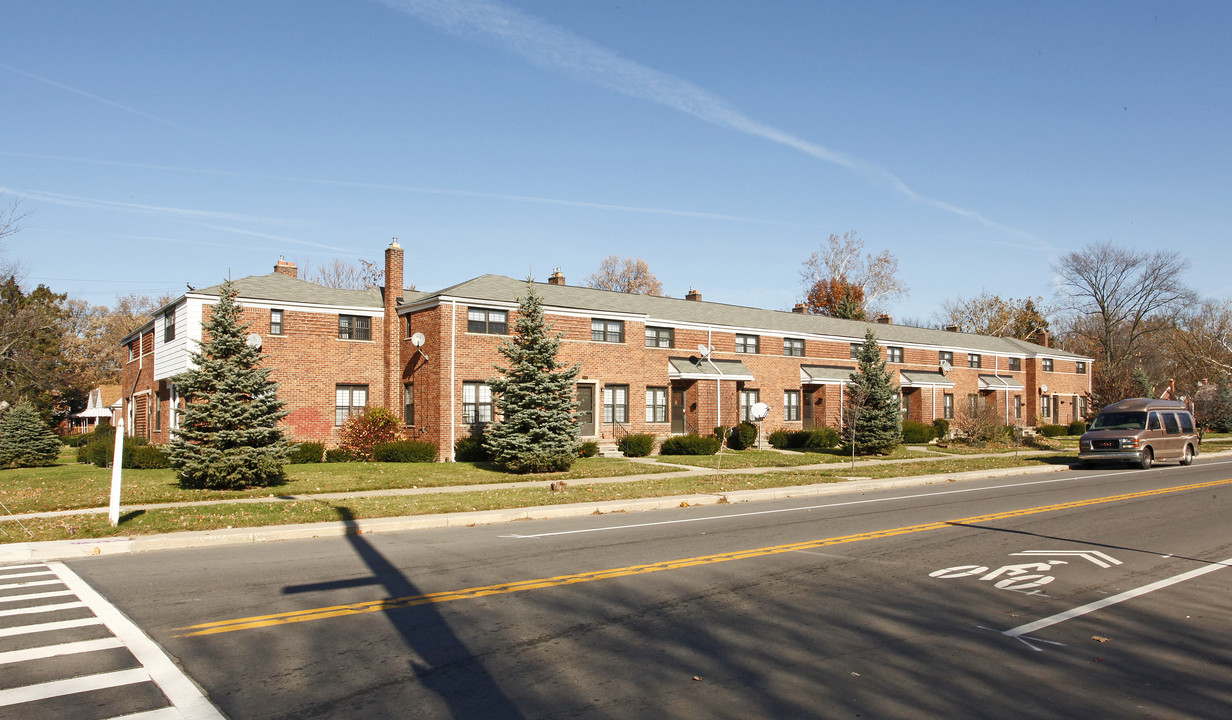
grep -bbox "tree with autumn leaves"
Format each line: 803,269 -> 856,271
799,231 -> 906,320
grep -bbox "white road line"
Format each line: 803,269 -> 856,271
0,578 -> 62,590
47,562 -> 226,720
0,589 -> 74,603
0,667 -> 151,707
0,569 -> 55,580
105,707 -> 185,720
0,564 -> 49,572
0,616 -> 103,639
0,637 -> 125,666
1005,556 -> 1232,640
0,601 -> 86,618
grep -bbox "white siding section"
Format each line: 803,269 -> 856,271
154,300 -> 195,381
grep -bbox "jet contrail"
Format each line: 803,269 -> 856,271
1,63 -> 198,134
377,0 -> 1039,242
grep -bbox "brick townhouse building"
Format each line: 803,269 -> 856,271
120,241 -> 1093,460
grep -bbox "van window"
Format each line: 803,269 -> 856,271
1179,413 -> 1195,433
1147,412 -> 1161,431
1092,412 -> 1146,430
1162,413 -> 1181,434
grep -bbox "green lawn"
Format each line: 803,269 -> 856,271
655,446 -> 936,469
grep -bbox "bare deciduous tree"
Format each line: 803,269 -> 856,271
584,256 -> 663,295
1052,241 -> 1195,406
939,291 -> 1051,340
799,231 -> 906,319
299,258 -> 385,290
1,195 -> 30,281
1169,300 -> 1232,382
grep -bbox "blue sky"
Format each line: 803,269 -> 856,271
4,1 -> 1230,322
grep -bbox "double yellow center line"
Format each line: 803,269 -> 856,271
177,478 -> 1232,637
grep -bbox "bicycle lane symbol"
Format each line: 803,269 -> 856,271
929,561 -> 1069,593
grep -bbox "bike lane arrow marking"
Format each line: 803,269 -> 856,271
1010,550 -> 1122,568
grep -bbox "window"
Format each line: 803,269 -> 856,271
403,383 -> 415,426
1041,395 -> 1051,419
270,309 -> 284,336
645,387 -> 668,423
784,390 -> 800,421
164,309 -> 176,342
645,326 -> 674,348
592,319 -> 624,343
1008,357 -> 1021,371
603,385 -> 629,423
940,351 -> 953,366
462,382 -> 492,424
335,384 -> 368,425
338,315 -> 372,341
851,343 -> 861,359
888,346 -> 904,363
739,389 -> 761,422
467,308 -> 507,334
736,334 -> 759,354
128,342 -> 136,362
968,354 -> 982,369
943,393 -> 954,419
1015,396 -> 1023,420
1042,358 -> 1054,372
168,385 -> 179,431
784,338 -> 805,357
153,392 -> 161,432
1179,412 -> 1194,433
1076,361 -> 1087,374
968,394 -> 979,415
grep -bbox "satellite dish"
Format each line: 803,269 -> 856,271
750,402 -> 771,421
697,344 -> 711,357
1040,384 -> 1049,394
939,360 -> 952,374
411,332 -> 426,347
245,333 -> 262,350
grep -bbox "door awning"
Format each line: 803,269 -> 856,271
979,374 -> 1024,391
800,365 -> 854,385
899,370 -> 955,388
669,357 -> 755,381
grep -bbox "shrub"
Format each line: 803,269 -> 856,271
1068,419 -> 1087,435
290,442 -> 325,464
324,448 -> 357,463
802,427 -> 840,450
1037,424 -> 1069,438
454,434 -> 490,462
617,433 -> 656,457
578,440 -> 600,458
659,433 -> 721,455
62,432 -> 94,448
727,422 -> 758,450
76,443 -> 89,464
130,444 -> 170,469
85,426 -> 148,469
339,406 -> 404,460
372,439 -> 437,463
932,418 -> 950,440
768,429 -> 791,449
901,420 -> 935,444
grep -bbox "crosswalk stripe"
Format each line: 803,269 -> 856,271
0,589 -> 75,603
0,616 -> 104,639
0,570 -> 55,581
102,707 -> 184,720
0,667 -> 151,707
0,601 -> 87,618
0,578 -> 62,590
0,637 -> 125,666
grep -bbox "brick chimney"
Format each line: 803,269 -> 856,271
945,324 -> 960,333
685,287 -> 702,302
875,314 -> 892,325
792,303 -> 806,314
548,268 -> 566,286
273,257 -> 298,278
383,239 -> 405,410
1033,329 -> 1050,348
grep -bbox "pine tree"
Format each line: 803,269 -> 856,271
0,398 -> 62,468
843,329 -> 902,455
165,280 -> 290,489
485,280 -> 581,473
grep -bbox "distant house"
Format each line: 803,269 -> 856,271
68,385 -> 122,434
121,241 -> 1094,459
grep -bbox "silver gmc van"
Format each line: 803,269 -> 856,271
1078,398 -> 1199,469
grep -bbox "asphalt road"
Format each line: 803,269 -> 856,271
19,458 -> 1232,718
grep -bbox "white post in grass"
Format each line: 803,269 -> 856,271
108,417 -> 125,526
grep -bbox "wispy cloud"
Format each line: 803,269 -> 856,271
2,151 -> 797,226
377,0 -> 1038,242
1,63 -> 198,134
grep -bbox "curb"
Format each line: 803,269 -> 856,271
0,462 -> 1068,564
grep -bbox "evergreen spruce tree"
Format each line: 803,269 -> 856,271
165,280 -> 290,489
843,329 -> 902,455
0,398 -> 62,468
485,280 -> 581,473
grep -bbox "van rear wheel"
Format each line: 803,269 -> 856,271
1136,448 -> 1153,469
1180,444 -> 1194,466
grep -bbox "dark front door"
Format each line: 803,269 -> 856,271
802,387 -> 814,429
577,385 -> 595,436
671,389 -> 687,434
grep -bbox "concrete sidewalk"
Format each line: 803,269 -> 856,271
0,449 -> 1078,564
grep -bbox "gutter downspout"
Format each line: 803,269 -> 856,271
449,300 -> 457,462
